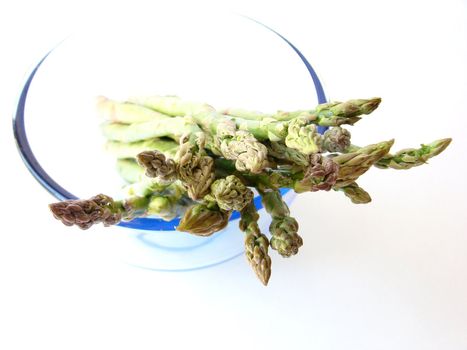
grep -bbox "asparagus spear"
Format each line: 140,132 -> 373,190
222,97 -> 381,125
49,194 -> 149,229
176,146 -> 215,200
105,138 -> 178,159
343,138 -> 451,170
127,95 -> 269,173
96,96 -> 174,123
321,127 -> 351,153
239,201 -> 272,285
216,114 -> 323,154
294,154 -> 340,193
127,95 -> 216,117
204,175 -> 253,212
116,158 -> 145,184
232,116 -> 288,141
374,138 -> 452,170
136,137 -> 215,201
260,189 -> 303,257
266,141 -> 310,166
137,150 -> 177,181
100,116 -> 201,143
177,202 -> 231,236
121,175 -> 173,198
337,182 -> 372,204
332,140 -> 394,188
284,118 -> 322,154
147,186 -> 192,222
214,156 -> 339,193
214,130 -> 269,174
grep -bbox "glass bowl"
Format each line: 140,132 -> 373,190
13,11 -> 326,271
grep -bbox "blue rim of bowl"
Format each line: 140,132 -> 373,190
12,17 -> 327,231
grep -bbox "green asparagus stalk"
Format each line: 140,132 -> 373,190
214,130 -> 269,173
266,141 -> 310,167
121,176 -> 172,198
175,139 -> 216,200
177,203 -> 231,236
100,116 -> 201,143
136,137 -> 216,201
260,189 -> 303,257
105,138 -> 178,159
187,110 -> 269,173
214,156 -> 339,193
322,127 -> 351,153
374,138 -> 452,170
239,201 -> 272,286
147,184 -> 192,221
127,95 -> 216,116
136,150 -> 177,181
225,114 -> 323,154
332,140 -> 394,188
128,95 -> 269,173
204,175 -> 253,212
284,118 -> 322,154
229,115 -> 325,155
337,182 -> 372,204
222,97 -> 381,125
116,158 -> 145,183
343,138 -> 451,170
294,154 -> 340,193
232,116 -> 288,141
96,96 -> 174,123
49,194 -> 149,229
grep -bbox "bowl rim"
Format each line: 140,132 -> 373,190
12,16 -> 327,231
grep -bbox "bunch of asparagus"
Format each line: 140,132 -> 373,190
49,95 -> 451,285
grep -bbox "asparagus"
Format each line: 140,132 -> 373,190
322,127 -> 351,153
332,140 -> 394,188
294,154 -> 340,193
225,114 -> 323,154
128,95 -> 269,173
137,150 -> 177,181
214,156 -> 340,193
232,116 -> 288,141
260,189 -> 303,257
284,118 -> 322,154
147,186 -> 192,221
266,141 -> 310,167
100,117 -> 201,143
204,175 -> 254,212
49,194 -> 149,229
48,91 -> 452,287
136,138 -> 215,201
105,138 -> 178,159
96,96 -> 174,123
374,138 -> 452,170
214,116 -> 323,156
177,203 -> 231,236
116,158 -> 145,183
187,111 -> 269,173
215,130 -> 269,174
121,175 -> 172,198
343,138 -> 451,170
127,95 -> 216,117
222,97 -> 381,125
337,182 -> 372,204
239,201 -> 272,285
50,186 -> 192,228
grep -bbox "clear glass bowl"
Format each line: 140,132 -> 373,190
13,11 -> 326,271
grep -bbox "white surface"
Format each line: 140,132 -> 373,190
1,1 -> 466,349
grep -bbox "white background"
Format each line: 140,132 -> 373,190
1,1 -> 467,349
